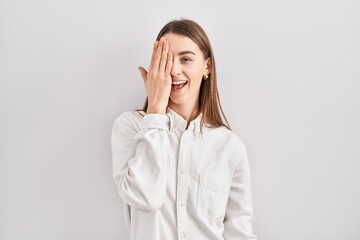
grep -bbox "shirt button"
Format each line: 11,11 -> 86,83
179,232 -> 185,239
179,169 -> 185,175
179,201 -> 186,207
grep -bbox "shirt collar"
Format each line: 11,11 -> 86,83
166,108 -> 203,136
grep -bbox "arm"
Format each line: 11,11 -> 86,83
223,146 -> 257,240
112,37 -> 172,213
111,112 -> 169,213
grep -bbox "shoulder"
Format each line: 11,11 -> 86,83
114,110 -> 145,122
112,110 -> 145,132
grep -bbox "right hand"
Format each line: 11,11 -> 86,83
138,37 -> 173,115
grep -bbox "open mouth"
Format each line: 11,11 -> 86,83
171,80 -> 188,91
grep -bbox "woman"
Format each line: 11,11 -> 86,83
111,18 -> 257,240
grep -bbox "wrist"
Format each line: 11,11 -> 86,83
146,105 -> 167,115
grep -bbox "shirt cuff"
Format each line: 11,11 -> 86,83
142,114 -> 170,131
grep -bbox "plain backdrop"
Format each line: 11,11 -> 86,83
1,0 -> 359,239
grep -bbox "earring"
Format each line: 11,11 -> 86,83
203,74 -> 208,80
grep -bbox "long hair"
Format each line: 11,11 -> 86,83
139,18 -> 231,132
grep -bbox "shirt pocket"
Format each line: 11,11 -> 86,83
196,173 -> 231,220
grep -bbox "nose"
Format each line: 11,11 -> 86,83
171,59 -> 181,77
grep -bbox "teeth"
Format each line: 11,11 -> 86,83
172,80 -> 187,85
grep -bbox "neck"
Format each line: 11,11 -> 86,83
168,100 -> 200,128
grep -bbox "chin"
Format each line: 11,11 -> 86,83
169,97 -> 186,105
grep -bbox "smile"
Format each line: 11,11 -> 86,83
171,80 -> 188,92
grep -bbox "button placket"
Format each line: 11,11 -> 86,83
177,131 -> 190,239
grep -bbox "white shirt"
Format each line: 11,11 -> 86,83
111,108 -> 257,240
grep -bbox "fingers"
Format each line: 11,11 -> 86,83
149,41 -> 158,70
138,66 -> 147,82
151,39 -> 163,73
149,38 -> 171,75
165,52 -> 172,76
158,40 -> 169,73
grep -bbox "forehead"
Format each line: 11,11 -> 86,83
162,33 -> 201,54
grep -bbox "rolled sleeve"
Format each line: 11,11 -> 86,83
142,114 -> 170,130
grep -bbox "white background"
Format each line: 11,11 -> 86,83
1,0 -> 359,239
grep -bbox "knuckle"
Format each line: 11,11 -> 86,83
148,72 -> 156,78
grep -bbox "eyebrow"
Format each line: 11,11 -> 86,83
178,50 -> 196,56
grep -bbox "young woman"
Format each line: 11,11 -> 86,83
111,19 -> 257,240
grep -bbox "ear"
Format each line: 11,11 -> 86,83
204,58 -> 211,75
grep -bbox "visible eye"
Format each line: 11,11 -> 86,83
180,57 -> 192,63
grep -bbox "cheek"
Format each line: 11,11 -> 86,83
184,64 -> 204,80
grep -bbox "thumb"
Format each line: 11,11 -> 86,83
138,66 -> 147,82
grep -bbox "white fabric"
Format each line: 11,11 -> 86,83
111,108 -> 257,240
